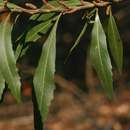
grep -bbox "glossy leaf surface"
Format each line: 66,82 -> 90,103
33,14 -> 61,122
90,13 -> 113,99
0,14 -> 21,102
26,20 -> 53,42
26,15 -> 58,42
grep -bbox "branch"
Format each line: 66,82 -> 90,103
0,1 -> 110,15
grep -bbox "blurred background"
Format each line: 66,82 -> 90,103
0,1 -> 130,130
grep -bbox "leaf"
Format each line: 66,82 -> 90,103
19,46 -> 29,58
15,43 -> 23,60
30,13 -> 56,22
26,21 -> 53,42
90,12 -> 113,99
15,14 -> 56,59
25,16 -> 58,42
0,14 -> 21,102
15,43 -> 29,60
0,72 -> 5,100
15,33 -> 27,60
107,12 -> 123,72
33,14 -> 61,122
67,21 -> 88,60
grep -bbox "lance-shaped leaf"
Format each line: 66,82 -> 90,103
26,15 -> 58,42
33,14 -> 61,122
107,13 -> 123,72
26,20 -> 53,42
15,43 -> 29,60
0,72 -> 5,100
15,14 -> 57,59
0,14 -> 21,102
25,17 -> 57,42
15,43 -> 24,60
66,21 -> 88,61
90,13 -> 113,99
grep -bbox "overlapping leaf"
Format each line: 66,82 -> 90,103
107,12 -> 123,72
26,15 -> 58,42
33,14 -> 61,122
90,13 -> 113,99
15,13 -> 57,61
0,14 -> 21,102
26,20 -> 53,42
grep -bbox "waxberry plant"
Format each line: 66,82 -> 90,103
0,0 -> 123,130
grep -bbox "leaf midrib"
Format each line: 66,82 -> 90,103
2,21 -> 12,77
96,17 -> 110,88
38,25 -> 56,110
0,16 -> 18,95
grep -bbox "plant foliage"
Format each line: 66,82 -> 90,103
107,11 -> 123,72
33,14 -> 61,122
0,0 -> 123,128
90,11 -> 113,99
0,14 -> 21,102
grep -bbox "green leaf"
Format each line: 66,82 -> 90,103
15,32 -> 27,60
67,21 -> 88,59
107,12 -> 123,72
15,43 -> 23,60
26,21 -> 53,42
25,16 -> 58,42
19,46 -> 29,58
15,14 -> 56,59
0,72 -> 5,100
33,14 -> 61,122
90,12 -> 113,99
30,13 -> 56,22
15,43 -> 29,60
0,14 -> 21,102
